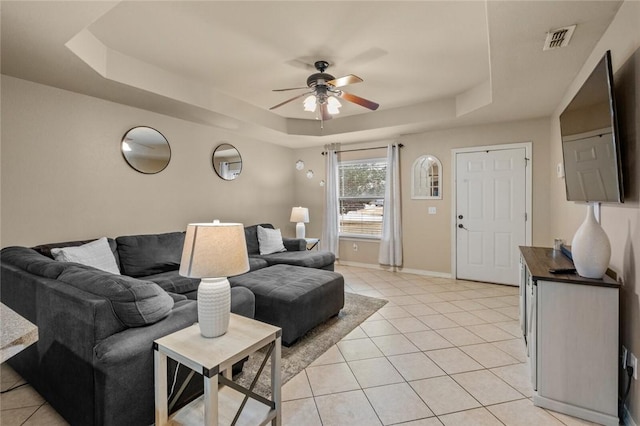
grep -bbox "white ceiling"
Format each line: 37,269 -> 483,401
1,1 -> 622,148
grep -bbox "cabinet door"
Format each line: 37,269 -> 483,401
519,256 -> 527,338
536,281 -> 618,416
526,276 -> 536,390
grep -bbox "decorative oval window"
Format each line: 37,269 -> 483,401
412,155 -> 442,199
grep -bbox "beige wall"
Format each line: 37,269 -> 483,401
0,76 -> 296,247
293,118 -> 552,275
548,1 -> 640,422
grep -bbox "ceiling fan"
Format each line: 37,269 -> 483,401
269,60 -> 379,121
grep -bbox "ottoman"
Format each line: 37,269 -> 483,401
229,264 -> 344,345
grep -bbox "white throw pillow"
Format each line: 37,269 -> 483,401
51,237 -> 121,275
257,226 -> 287,255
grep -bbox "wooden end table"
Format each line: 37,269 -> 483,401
154,314 -> 282,425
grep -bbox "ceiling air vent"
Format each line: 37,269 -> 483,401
543,25 -> 576,51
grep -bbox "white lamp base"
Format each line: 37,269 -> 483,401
197,277 -> 231,338
296,222 -> 306,239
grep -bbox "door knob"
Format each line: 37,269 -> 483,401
458,224 -> 464,228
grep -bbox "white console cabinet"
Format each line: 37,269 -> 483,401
519,246 -> 619,426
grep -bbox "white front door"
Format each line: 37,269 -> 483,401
455,148 -> 527,285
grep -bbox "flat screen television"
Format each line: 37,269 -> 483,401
559,50 -> 623,203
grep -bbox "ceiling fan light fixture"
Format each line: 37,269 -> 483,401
303,95 -> 317,112
327,96 -> 341,115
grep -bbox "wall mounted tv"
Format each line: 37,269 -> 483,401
559,50 -> 624,203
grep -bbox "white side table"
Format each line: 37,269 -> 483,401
154,314 -> 282,426
304,238 -> 320,251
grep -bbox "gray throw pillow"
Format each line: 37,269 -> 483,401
51,237 -> 120,275
257,226 -> 287,255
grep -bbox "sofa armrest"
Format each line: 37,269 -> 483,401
93,300 -> 197,426
283,237 -> 306,251
16,279 -> 128,425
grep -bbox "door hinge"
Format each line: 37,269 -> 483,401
525,212 -> 528,221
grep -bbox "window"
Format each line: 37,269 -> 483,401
338,158 -> 387,237
411,155 -> 442,199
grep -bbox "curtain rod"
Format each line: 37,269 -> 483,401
321,143 -> 403,155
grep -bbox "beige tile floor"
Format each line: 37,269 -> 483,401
0,265 -> 601,425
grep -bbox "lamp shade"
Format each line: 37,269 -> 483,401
179,222 -> 249,278
290,207 -> 309,223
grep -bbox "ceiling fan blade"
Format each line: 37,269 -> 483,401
338,91 -> 379,110
269,92 -> 311,110
320,103 -> 333,121
285,57 -> 317,71
272,86 -> 308,92
327,74 -> 363,88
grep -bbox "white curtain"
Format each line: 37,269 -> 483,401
321,146 -> 340,258
379,144 -> 403,266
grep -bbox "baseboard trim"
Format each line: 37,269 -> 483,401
336,260 -> 452,279
533,395 -> 618,426
623,404 -> 638,426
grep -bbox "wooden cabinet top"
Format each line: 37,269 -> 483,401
519,246 -> 619,288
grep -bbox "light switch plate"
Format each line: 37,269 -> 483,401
556,162 -> 565,178
428,207 -> 436,215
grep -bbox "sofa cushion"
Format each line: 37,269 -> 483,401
257,250 -> 335,270
257,226 -> 286,255
116,232 -> 185,278
1,247 -> 68,279
32,238 -> 120,269
244,223 -> 274,255
56,265 -> 174,327
51,237 -> 120,275
230,286 -> 255,319
248,257 -> 269,272
142,270 -> 200,295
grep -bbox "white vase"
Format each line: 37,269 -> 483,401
197,277 -> 230,338
571,204 -> 611,279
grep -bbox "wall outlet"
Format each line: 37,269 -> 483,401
630,353 -> 638,380
352,243 -> 358,252
428,207 -> 436,215
622,346 -> 629,368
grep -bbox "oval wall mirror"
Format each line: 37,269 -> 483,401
121,126 -> 171,174
412,155 -> 442,199
212,143 -> 242,180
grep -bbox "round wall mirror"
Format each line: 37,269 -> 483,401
121,126 -> 171,174
212,143 -> 242,180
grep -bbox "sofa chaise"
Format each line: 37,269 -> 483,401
0,223 -> 343,425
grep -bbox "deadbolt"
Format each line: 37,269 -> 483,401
458,215 -> 463,219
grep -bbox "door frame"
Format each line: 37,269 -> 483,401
450,142 -> 533,281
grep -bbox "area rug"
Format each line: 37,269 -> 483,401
233,292 -> 387,397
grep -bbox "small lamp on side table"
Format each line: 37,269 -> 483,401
179,221 -> 249,338
290,207 -> 309,239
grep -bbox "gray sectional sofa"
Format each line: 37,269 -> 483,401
0,223 -> 343,426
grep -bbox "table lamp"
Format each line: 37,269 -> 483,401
179,221 -> 249,337
290,207 -> 309,239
